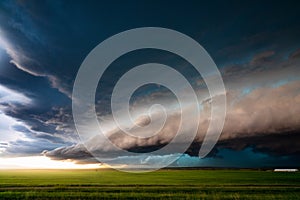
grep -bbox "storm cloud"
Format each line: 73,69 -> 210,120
45,50 -> 300,165
0,1 -> 300,168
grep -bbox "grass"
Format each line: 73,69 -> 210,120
0,169 -> 299,199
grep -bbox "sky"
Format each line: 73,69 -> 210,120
0,0 -> 299,169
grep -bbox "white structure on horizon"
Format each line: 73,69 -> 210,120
274,169 -> 298,172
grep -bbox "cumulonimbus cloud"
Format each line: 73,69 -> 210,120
45,49 -> 300,163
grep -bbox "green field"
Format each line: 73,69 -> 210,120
0,169 -> 299,199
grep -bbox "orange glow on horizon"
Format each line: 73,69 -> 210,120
0,156 -> 104,169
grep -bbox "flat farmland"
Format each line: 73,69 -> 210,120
0,169 -> 299,199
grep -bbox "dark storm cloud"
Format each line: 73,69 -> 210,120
290,48 -> 300,59
12,124 -> 66,144
3,139 -> 63,157
45,49 -> 300,165
44,107 -> 75,133
216,131 -> 300,157
43,144 -> 96,164
0,93 -> 74,141
0,0 -> 113,158
0,0 -> 299,168
0,77 -> 76,156
0,0 -> 76,96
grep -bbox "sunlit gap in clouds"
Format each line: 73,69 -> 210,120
0,156 -> 104,169
0,84 -> 32,148
0,84 -> 31,105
